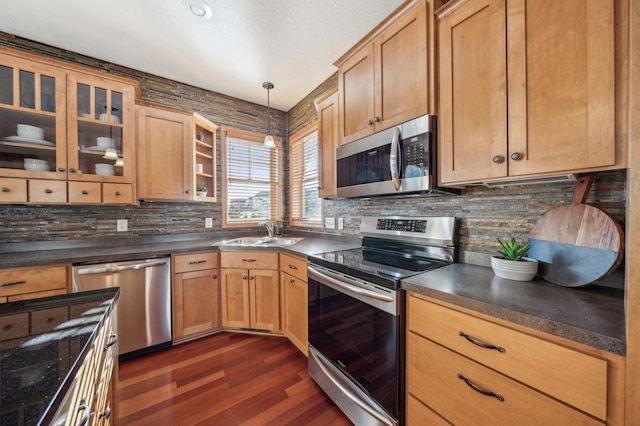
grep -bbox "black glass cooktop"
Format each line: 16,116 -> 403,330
310,247 -> 449,288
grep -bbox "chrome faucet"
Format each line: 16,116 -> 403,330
259,220 -> 274,238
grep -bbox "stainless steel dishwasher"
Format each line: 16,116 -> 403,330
73,257 -> 171,359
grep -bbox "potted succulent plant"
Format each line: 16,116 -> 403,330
491,237 -> 539,281
197,131 -> 205,142
196,182 -> 207,197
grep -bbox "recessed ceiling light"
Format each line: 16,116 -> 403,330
182,0 -> 213,19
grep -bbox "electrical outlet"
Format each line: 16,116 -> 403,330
337,217 -> 344,230
325,217 -> 336,229
116,219 -> 128,232
205,218 -> 213,228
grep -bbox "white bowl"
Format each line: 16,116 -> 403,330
99,113 -> 121,124
96,137 -> 115,149
24,158 -> 50,171
95,163 -> 115,176
17,124 -> 45,140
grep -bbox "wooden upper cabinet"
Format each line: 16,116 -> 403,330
438,0 -> 618,185
506,0 -> 615,176
438,0 -> 508,183
336,0 -> 434,145
136,104 -> 192,200
315,86 -> 339,198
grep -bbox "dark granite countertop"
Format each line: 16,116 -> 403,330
0,232 -> 362,269
0,288 -> 119,425
402,263 -> 626,355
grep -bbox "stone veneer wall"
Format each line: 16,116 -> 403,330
0,33 -> 628,262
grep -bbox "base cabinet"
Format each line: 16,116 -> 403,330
172,251 -> 220,343
220,251 -> 280,332
0,264 -> 68,302
279,253 -> 308,356
406,292 -> 624,425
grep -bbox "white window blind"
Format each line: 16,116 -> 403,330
224,132 -> 280,225
290,129 -> 321,225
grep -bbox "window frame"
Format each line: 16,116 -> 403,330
221,126 -> 283,229
289,122 -> 323,228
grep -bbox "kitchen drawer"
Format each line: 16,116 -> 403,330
174,251 -> 218,273
0,265 -> 68,299
220,250 -> 278,270
407,294 -> 608,420
8,288 -> 67,302
31,306 -> 70,334
0,178 -> 27,203
103,183 -> 133,204
0,313 -> 29,340
29,179 -> 67,203
68,181 -> 101,204
279,253 -> 307,281
407,333 -> 603,425
407,394 -> 451,426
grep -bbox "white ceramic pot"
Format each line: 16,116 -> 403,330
196,191 -> 207,197
491,256 -> 539,281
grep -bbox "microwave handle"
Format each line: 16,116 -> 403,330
389,127 -> 401,190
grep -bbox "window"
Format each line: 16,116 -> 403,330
289,124 -> 322,227
222,127 -> 281,228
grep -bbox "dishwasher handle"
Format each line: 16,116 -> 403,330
77,259 -> 168,275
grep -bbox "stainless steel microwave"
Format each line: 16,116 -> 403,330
336,115 -> 459,198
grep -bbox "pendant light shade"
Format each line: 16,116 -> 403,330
263,82 -> 276,148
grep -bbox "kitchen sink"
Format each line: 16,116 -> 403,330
215,237 -> 303,247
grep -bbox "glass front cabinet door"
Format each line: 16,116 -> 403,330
68,73 -> 135,185
0,52 -> 68,192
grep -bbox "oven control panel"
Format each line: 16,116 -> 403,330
376,219 -> 427,233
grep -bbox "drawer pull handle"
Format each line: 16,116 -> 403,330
0,187 -> 9,192
3,324 -> 13,331
0,280 -> 26,288
99,406 -> 112,420
81,190 -> 89,195
115,191 -> 121,196
288,264 -> 298,270
44,188 -> 53,194
104,333 -> 118,350
77,399 -> 90,426
242,259 -> 257,262
188,260 -> 206,265
459,331 -> 505,353
457,373 -> 504,401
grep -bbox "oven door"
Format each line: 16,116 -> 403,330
307,264 -> 403,425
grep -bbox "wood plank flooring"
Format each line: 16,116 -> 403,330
118,332 -> 352,425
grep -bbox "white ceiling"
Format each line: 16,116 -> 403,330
0,0 -> 405,111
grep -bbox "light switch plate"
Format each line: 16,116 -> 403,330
116,219 -> 128,232
325,217 -> 336,229
205,218 -> 213,228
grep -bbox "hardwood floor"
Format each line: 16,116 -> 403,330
118,332 -> 352,425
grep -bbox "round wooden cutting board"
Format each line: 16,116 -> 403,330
527,176 -> 624,287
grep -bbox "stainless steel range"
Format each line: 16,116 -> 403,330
307,216 -> 458,426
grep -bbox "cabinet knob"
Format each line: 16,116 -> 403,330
81,190 -> 89,195
492,155 -> 504,164
249,276 -> 255,280
114,191 -> 121,196
185,190 -> 189,194
0,187 -> 9,193
69,168 -> 76,173
367,119 -> 373,126
510,152 -> 522,161
290,278 -> 295,283
243,276 -> 248,280
58,167 -> 65,172
44,188 -> 53,194
212,274 -> 217,279
374,116 -> 380,123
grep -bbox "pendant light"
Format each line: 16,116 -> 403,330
263,82 -> 276,148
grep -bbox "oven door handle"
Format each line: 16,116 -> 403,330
389,127 -> 401,190
307,265 -> 394,303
